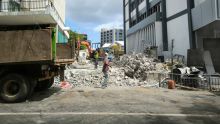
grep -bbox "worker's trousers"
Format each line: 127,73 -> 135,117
94,59 -> 98,69
102,71 -> 109,87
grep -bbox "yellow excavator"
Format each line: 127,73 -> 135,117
110,43 -> 124,58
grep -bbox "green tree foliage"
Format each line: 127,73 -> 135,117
68,31 -> 85,44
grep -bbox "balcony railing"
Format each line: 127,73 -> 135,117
0,0 -> 50,11
0,0 -> 64,25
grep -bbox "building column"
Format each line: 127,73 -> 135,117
123,0 -> 126,54
187,0 -> 196,49
146,0 -> 150,16
135,0 -> 139,23
161,0 -> 168,51
128,0 -> 132,28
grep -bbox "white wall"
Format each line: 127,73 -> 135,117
166,0 -> 187,18
125,4 -> 129,21
125,0 -> 129,4
138,0 -> 146,11
167,14 -> 190,62
194,0 -> 206,7
192,0 -> 216,30
51,0 -> 66,23
155,22 -> 163,56
165,0 -> 190,62
127,30 -> 142,54
126,22 -> 163,55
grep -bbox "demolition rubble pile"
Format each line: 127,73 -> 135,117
115,53 -> 169,80
54,53 -> 169,88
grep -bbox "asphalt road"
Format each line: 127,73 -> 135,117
0,87 -> 220,124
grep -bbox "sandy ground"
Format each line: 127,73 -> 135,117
0,87 -> 220,124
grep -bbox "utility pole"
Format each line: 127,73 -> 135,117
171,39 -> 174,66
171,39 -> 174,80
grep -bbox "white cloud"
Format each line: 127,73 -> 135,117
66,0 -> 123,25
66,0 -> 123,43
94,21 -> 123,32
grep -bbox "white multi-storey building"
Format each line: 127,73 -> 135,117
101,28 -> 124,46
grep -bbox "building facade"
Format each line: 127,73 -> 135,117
101,28 -> 124,46
123,0 -> 196,60
191,0 -> 220,72
124,0 -> 220,71
0,0 -> 68,43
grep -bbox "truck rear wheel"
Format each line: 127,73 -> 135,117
0,74 -> 29,103
35,78 -> 54,91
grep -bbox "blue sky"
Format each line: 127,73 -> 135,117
65,0 -> 123,43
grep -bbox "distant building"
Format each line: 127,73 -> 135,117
101,28 -> 124,46
92,43 -> 101,50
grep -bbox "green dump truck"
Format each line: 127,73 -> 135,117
0,25 -> 74,103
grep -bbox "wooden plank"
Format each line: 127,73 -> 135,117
0,29 -> 52,64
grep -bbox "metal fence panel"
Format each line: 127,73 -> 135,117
158,73 -> 220,92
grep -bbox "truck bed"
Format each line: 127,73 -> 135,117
0,29 -> 74,64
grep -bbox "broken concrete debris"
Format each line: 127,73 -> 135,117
54,53 -> 220,90
115,53 -> 168,80
54,53 -> 169,88
53,53 -> 220,90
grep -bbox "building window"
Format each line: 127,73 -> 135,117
130,1 -> 136,11
9,0 -> 21,11
138,0 -> 144,4
58,29 -> 68,43
138,12 -> 146,22
148,3 -> 160,16
130,19 -> 137,27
